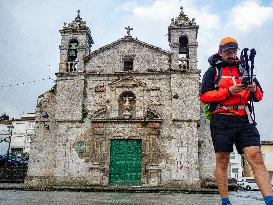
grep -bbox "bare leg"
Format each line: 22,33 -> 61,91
243,146 -> 273,197
215,152 -> 230,198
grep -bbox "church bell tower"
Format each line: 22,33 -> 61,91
59,10 -> 94,73
168,7 -> 199,71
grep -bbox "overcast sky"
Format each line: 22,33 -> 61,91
0,0 -> 272,139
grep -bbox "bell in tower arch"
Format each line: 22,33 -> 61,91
68,39 -> 79,61
179,36 -> 189,58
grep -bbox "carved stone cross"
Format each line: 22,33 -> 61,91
75,10 -> 82,21
180,6 -> 184,15
125,26 -> 133,36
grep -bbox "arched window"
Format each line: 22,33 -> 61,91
118,91 -> 136,119
179,36 -> 189,58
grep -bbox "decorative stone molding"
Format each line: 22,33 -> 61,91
92,108 -> 108,119
108,76 -> 146,88
89,37 -> 171,57
169,7 -> 198,28
146,164 -> 161,186
118,91 -> 136,119
62,10 -> 88,31
94,82 -> 105,92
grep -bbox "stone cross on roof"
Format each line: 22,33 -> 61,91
75,10 -> 82,21
125,26 -> 133,36
180,6 -> 184,15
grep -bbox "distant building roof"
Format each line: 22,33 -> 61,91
0,120 -> 12,125
21,113 -> 35,120
13,113 -> 36,121
261,141 -> 273,145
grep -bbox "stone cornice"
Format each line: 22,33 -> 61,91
91,118 -> 163,123
55,69 -> 201,79
172,119 -> 199,123
55,120 -> 83,123
89,36 -> 171,57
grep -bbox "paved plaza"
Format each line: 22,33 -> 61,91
0,190 -> 265,205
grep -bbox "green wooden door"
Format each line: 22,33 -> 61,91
109,139 -> 142,186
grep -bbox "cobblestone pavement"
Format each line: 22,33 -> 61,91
0,190 -> 265,205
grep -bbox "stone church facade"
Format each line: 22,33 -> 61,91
26,8 -> 215,189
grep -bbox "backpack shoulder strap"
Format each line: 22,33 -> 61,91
214,66 -> 222,87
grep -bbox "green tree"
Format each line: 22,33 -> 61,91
0,113 -> 9,120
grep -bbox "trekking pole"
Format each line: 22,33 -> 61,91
240,48 -> 257,125
240,48 -> 250,83
249,48 -> 256,83
249,48 -> 257,124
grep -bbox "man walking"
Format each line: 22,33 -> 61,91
200,37 -> 273,205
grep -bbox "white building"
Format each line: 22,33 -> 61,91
10,113 -> 35,156
261,141 -> 273,184
242,141 -> 273,184
229,147 -> 243,180
0,122 -> 12,156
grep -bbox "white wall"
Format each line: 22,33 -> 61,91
0,124 -> 9,155
263,153 -> 273,166
10,114 -> 35,155
230,148 -> 243,180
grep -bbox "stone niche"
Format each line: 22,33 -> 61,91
107,76 -> 147,119
118,91 -> 136,119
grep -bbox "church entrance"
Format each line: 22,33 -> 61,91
109,139 -> 142,186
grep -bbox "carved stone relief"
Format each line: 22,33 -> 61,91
118,91 -> 136,119
93,92 -> 107,108
95,82 -> 105,92
147,88 -> 162,106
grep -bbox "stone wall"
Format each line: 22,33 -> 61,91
84,73 -> 172,120
55,75 -> 85,122
170,72 -> 200,120
86,37 -> 171,74
26,72 -> 203,189
26,87 -> 58,187
198,103 -> 215,182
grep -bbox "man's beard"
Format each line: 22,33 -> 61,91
227,57 -> 235,63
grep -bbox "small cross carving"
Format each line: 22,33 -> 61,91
125,26 -> 133,36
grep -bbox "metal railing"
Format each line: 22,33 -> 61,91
66,61 -> 78,72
